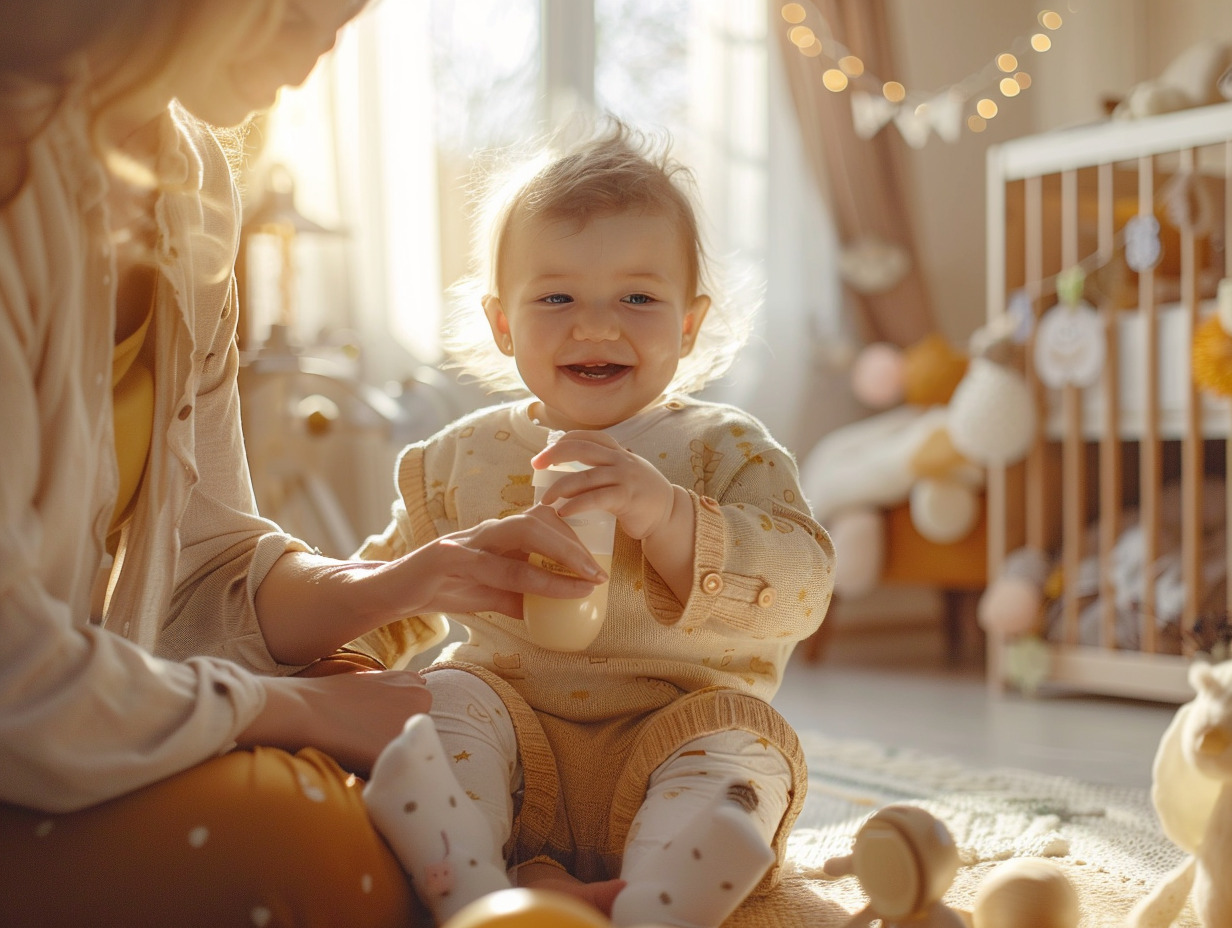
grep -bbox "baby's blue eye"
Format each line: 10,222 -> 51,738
625,293 -> 653,305
543,293 -> 572,304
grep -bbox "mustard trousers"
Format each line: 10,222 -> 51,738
0,747 -> 431,928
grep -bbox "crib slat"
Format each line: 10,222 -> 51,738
1024,175 -> 1046,555
1227,141 -> 1232,626
1179,147 -> 1202,650
1061,168 -> 1083,646
1139,157 -> 1160,655
1097,162 -> 1120,651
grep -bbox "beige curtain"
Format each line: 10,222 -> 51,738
775,0 -> 933,348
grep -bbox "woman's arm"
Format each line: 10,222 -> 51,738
253,505 -> 608,666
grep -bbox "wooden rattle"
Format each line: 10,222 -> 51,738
824,804 -> 966,928
971,858 -> 1079,928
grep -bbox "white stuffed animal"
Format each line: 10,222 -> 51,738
1127,660 -> 1232,928
1113,41 -> 1232,120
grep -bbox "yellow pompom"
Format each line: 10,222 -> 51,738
1192,314 -> 1232,397
440,889 -> 611,928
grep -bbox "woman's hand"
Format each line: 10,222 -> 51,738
237,670 -> 432,775
375,505 -> 609,622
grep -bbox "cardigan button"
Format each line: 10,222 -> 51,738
701,572 -> 724,595
756,587 -> 776,608
700,496 -> 721,512
177,404 -> 192,420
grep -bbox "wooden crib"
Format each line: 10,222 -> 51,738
984,102 -> 1232,703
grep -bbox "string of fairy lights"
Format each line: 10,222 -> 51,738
779,2 -> 1072,146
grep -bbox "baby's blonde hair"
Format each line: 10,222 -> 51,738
441,118 -> 757,396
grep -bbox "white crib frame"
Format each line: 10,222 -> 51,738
985,102 -> 1232,703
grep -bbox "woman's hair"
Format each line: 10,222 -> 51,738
0,0 -> 281,203
441,117 -> 759,396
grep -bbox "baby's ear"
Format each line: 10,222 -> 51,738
482,295 -> 513,355
681,294 -> 711,355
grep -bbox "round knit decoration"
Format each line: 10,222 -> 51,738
909,479 -> 978,544
947,358 -> 1036,466
851,342 -> 906,409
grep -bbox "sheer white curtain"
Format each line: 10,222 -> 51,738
263,2 -> 443,385
691,0 -> 858,457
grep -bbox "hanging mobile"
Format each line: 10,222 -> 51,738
1033,267 -> 1104,389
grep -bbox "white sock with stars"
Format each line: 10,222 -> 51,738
363,714 -> 512,924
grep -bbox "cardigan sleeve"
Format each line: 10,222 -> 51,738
642,420 -> 835,644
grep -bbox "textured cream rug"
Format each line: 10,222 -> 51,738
726,731 -> 1198,928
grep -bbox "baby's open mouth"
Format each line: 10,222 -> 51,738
563,363 -> 630,380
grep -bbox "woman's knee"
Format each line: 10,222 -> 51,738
0,748 -> 420,927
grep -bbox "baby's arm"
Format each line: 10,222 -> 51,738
675,447 -> 834,643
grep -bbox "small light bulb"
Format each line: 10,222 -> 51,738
1000,77 -> 1021,97
997,53 -> 1018,73
968,115 -> 987,133
977,98 -> 999,119
883,81 -> 906,103
823,69 -> 849,92
1031,33 -> 1052,52
781,3 -> 806,24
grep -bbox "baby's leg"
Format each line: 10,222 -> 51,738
610,730 -> 792,928
363,669 -> 519,924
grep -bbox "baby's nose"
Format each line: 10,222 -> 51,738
572,304 -> 620,340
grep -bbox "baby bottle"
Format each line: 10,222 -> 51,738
523,433 -> 616,651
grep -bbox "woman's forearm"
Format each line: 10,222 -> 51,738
254,551 -> 411,666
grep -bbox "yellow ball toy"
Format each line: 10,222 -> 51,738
440,888 -> 612,928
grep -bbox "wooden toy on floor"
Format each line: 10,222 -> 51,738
823,804 -> 966,927
971,858 -> 1079,928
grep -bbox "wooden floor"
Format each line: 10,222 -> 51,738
775,620 -> 1181,789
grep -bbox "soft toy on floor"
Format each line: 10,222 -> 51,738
801,332 -> 1034,599
1127,659 -> 1232,928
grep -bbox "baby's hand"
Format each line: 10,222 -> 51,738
532,431 -> 677,542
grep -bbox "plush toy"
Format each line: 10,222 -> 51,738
1127,659 -> 1232,928
822,805 -> 966,928
801,332 -> 1034,599
1113,41 -> 1232,120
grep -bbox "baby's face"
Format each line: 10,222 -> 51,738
486,210 -> 708,431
